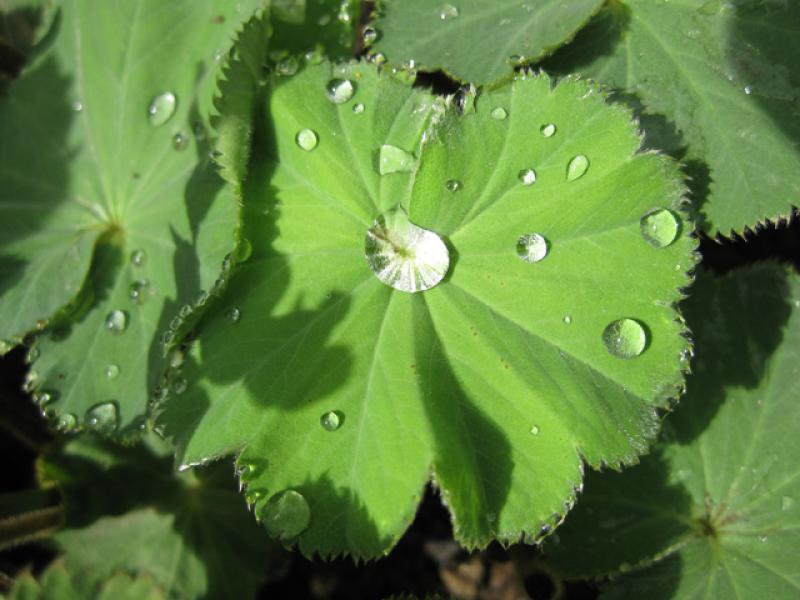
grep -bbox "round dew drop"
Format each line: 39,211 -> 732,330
147,92 -> 177,127
129,279 -> 150,305
603,319 -> 647,359
491,107 -> 507,120
276,56 -> 299,76
226,308 -> 241,323
439,4 -> 459,20
295,129 -> 319,151
172,132 -> 188,151
516,233 -> 548,264
56,413 -> 78,431
530,425 -> 540,436
363,26 -> 378,44
260,490 -> 311,541
105,364 -> 120,380
325,78 -> 355,104
352,103 -> 365,114
320,411 -> 343,431
171,377 -> 188,395
640,208 -> 680,248
85,401 -> 119,435
540,123 -> 557,137
130,249 -> 146,267
518,168 -> 537,186
445,179 -> 462,192
105,310 -> 128,335
566,154 -> 589,181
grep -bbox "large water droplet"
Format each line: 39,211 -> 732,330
491,107 -> 507,120
147,92 -> 177,127
439,4 -> 459,20
566,155 -> 589,181
85,401 -> 119,435
516,233 -> 548,263
130,249 -> 146,267
56,413 -> 78,432
445,179 -> 462,192
603,319 -> 647,359
379,144 -> 415,175
540,123 -> 557,137
325,78 -> 355,104
105,364 -> 120,380
129,279 -> 150,305
320,411 -> 343,431
640,208 -> 680,248
365,206 -> 450,293
261,490 -> 311,541
295,129 -> 319,151
518,168 -> 537,186
105,310 -> 128,335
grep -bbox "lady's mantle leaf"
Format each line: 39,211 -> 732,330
370,0 -> 604,84
544,265 -> 800,598
157,62 -> 697,558
544,0 -> 800,237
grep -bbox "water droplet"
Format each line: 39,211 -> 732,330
325,78 -> 355,104
130,249 -> 146,267
445,179 -> 462,192
379,144 -> 415,175
352,103 -> 365,114
563,315 -> 572,324
235,239 -> 253,263
603,319 -> 647,359
491,107 -> 507,120
759,535 -> 768,543
147,92 -> 177,127
179,304 -> 193,318
22,370 -> 38,393
226,308 -> 241,323
640,208 -> 680,248
439,4 -> 459,20
276,56 -> 299,76
516,233 -> 548,263
566,155 -> 589,181
304,48 -> 323,65
26,346 -> 39,363
782,496 -> 795,511
363,26 -> 379,44
295,129 -> 319,151
105,364 -> 120,380
105,310 -> 128,335
71,100 -> 83,112
194,290 -> 209,308
35,390 -> 55,406
261,490 -> 311,541
56,413 -> 77,431
507,54 -> 524,65
171,377 -> 188,395
172,132 -> 188,151
744,85 -> 752,95
238,462 -> 256,482
320,411 -> 343,431
365,206 -> 450,293
85,402 -> 119,435
368,51 -> 387,65
518,168 -> 537,186
530,425 -> 540,436
318,14 -> 332,26
129,279 -> 150,305
540,123 -> 557,137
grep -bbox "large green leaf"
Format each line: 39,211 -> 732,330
40,432 -> 281,600
543,0 -> 800,237
370,0 -> 604,84
0,0 -> 357,434
544,265 -> 800,598
157,56 -> 697,558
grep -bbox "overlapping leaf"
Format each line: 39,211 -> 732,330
544,265 -> 800,598
40,432 -> 281,600
157,51 -> 697,558
544,0 -> 800,236
370,0 -> 604,84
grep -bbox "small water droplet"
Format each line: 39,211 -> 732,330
640,208 -> 680,248
320,410 -> 343,431
276,56 -> 299,76
261,490 -> 311,541
782,496 -> 795,511
566,155 -> 589,181
325,78 -> 355,104
26,346 -> 39,362
147,92 -> 177,127
439,4 -> 459,20
179,304 -> 193,318
445,179 -> 462,192
759,535 -> 768,543
35,390 -> 55,406
304,48 -> 323,65
130,249 -> 146,267
530,425 -> 540,436
226,308 -> 241,323
516,233 -> 548,263
352,103 -> 365,114
105,364 -> 120,380
235,239 -> 253,263
172,132 -> 188,151
518,168 -> 537,186
540,123 -> 557,137
171,377 -> 188,395
238,462 -> 256,482
22,370 -> 38,393
129,279 -> 150,305
744,85 -> 753,95
507,54 -> 524,65
56,413 -> 78,431
379,144 -> 415,175
603,319 -> 647,359
563,315 -> 572,324
71,100 -> 83,112
491,107 -> 507,120
105,310 -> 128,335
295,129 -> 319,151
363,26 -> 379,44
318,14 -> 332,26
194,290 -> 209,308
85,401 -> 119,435
365,206 -> 450,293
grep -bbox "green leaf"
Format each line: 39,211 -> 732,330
370,0 -> 604,84
544,264 -> 800,598
543,0 -> 800,237
158,59 -> 697,558
4,563 -> 164,600
41,432 -> 281,600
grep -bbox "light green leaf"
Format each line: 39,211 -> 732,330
41,432 -> 281,600
544,265 -> 800,599
370,0 -> 604,84
157,57 -> 697,558
543,0 -> 800,237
